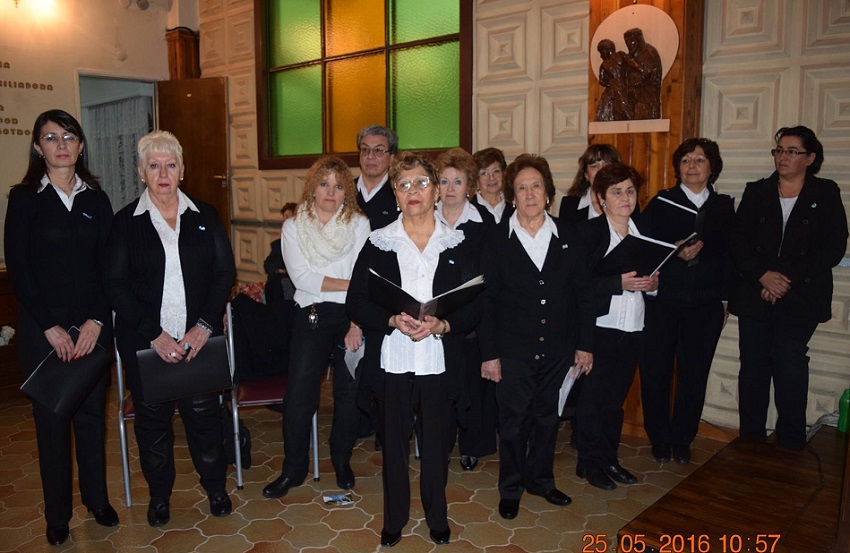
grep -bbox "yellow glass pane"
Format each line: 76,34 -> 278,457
326,54 -> 387,153
326,0 -> 386,57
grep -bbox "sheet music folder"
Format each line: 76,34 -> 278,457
136,335 -> 232,404
594,233 -> 694,277
368,269 -> 485,321
21,326 -> 112,417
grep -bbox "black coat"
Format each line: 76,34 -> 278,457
558,195 -> 589,224
4,184 -> 114,374
356,179 -> 397,230
637,186 -> 735,304
728,172 -> 847,323
479,215 -> 594,363
104,195 -> 236,396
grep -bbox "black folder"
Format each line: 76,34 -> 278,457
368,269 -> 485,321
650,196 -> 707,244
136,335 -> 232,404
21,327 -> 112,417
594,233 -> 693,277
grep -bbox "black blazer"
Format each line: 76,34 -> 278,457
637,186 -> 735,304
346,229 -> 482,401
455,201 -> 495,252
729,172 -> 848,323
4,184 -> 114,375
558,195 -> 589,224
478,215 -> 594,364
104,195 -> 236,396
356,178 -> 397,230
576,216 -> 635,318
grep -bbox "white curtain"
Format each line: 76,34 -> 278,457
85,96 -> 153,212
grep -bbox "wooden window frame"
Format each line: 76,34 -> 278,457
253,0 -> 472,170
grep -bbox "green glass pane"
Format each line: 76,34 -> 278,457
269,66 -> 323,156
389,0 -> 458,45
268,0 -> 321,67
389,42 -> 459,150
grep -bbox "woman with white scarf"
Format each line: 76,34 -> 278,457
263,157 -> 370,499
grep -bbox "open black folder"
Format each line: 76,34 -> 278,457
594,233 -> 695,277
136,335 -> 232,404
650,196 -> 707,244
368,269 -> 485,321
21,327 -> 112,417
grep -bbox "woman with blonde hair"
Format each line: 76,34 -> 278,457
263,156 -> 371,499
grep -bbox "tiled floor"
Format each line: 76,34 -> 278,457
0,378 -> 724,552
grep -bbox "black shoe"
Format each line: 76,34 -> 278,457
459,455 -> 478,471
209,491 -> 232,517
528,488 -> 572,506
89,504 -> 119,527
146,497 -> 170,527
46,525 -> 69,546
430,527 -> 451,544
263,475 -> 297,498
576,466 -> 616,490
375,438 -> 383,452
651,443 -> 671,463
498,498 -> 519,519
605,464 -> 638,484
334,463 -> 355,490
672,444 -> 691,464
380,528 -> 402,547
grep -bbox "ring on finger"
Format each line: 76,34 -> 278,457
169,352 -> 177,358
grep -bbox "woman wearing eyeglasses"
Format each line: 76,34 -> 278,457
347,151 -> 482,547
559,144 -> 622,223
729,126 -> 847,450
5,110 -> 117,545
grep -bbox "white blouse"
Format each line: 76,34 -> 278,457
371,215 -> 464,376
38,174 -> 91,212
282,210 -> 371,308
508,211 -> 558,271
476,191 -> 506,223
435,200 -> 482,230
133,188 -> 199,339
596,218 -> 648,333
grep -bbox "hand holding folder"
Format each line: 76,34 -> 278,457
367,269 -> 485,321
21,327 -> 112,417
594,233 -> 694,277
136,335 -> 232,404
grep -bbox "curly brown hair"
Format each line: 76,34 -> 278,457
504,153 -> 556,205
297,156 -> 363,224
435,148 -> 479,197
389,151 -> 438,188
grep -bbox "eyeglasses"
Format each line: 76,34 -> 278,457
394,176 -> 431,192
360,146 -> 389,158
478,168 -> 503,179
41,132 -> 79,144
770,148 -> 809,158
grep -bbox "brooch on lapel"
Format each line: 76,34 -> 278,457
562,243 -> 569,249
811,203 -> 817,208
448,259 -> 455,265
82,213 -> 93,220
198,225 -> 206,231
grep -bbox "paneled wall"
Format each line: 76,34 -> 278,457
197,0 -> 850,433
700,0 -> 850,431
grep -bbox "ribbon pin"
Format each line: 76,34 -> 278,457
198,225 -> 206,230
448,259 -> 455,264
82,213 -> 93,219
562,243 -> 569,249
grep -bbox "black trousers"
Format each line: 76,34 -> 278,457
281,303 -> 359,482
641,298 -> 725,448
454,334 -> 498,459
496,356 -> 568,499
737,313 -> 818,449
382,371 -> 449,534
576,327 -> 641,470
32,371 -> 110,527
133,391 -> 227,499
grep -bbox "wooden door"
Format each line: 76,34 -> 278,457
157,78 -> 230,235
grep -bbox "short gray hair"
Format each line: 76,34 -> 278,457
137,130 -> 184,171
356,125 -> 398,154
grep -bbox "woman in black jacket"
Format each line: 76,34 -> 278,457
347,151 -> 481,547
729,126 -> 847,450
104,130 -> 236,527
559,144 -> 621,224
637,138 -> 735,465
5,109 -> 117,546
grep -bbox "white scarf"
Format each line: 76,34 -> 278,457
294,203 -> 359,267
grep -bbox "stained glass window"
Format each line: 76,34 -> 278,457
258,0 -> 470,168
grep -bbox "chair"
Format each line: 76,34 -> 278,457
227,302 -> 320,490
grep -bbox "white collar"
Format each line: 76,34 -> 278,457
357,173 -> 389,198
508,210 -> 559,238
38,174 -> 89,194
370,213 -> 464,253
577,188 -> 593,210
476,190 -> 504,208
133,188 -> 199,217
435,200 -> 482,229
679,183 -> 710,207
